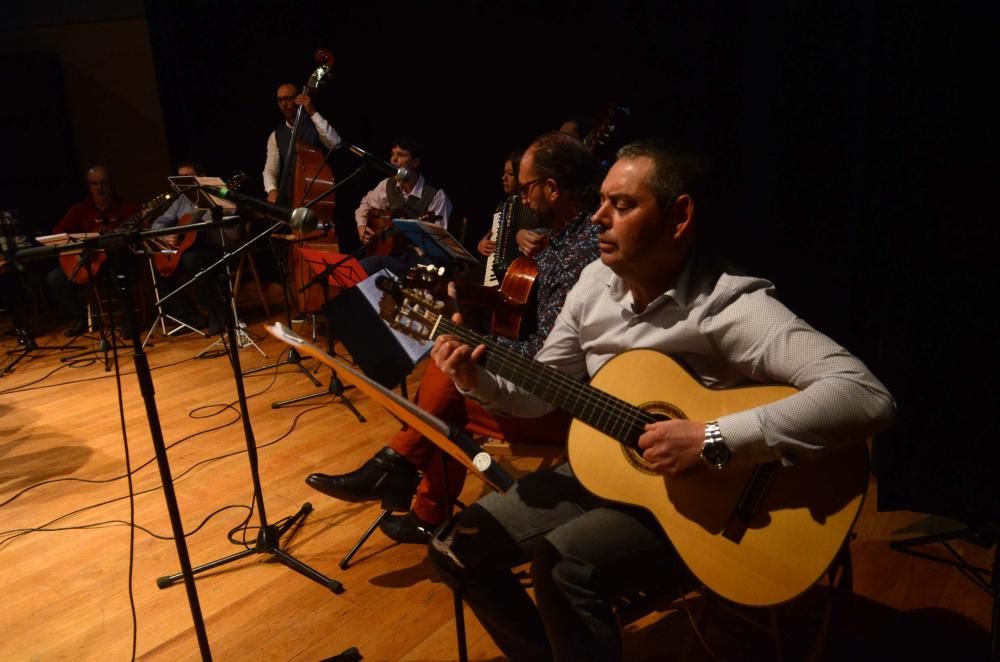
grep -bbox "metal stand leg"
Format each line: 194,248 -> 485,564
142,257 -> 205,348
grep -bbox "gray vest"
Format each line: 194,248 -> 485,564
385,178 -> 439,218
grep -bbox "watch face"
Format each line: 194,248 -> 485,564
702,441 -> 731,468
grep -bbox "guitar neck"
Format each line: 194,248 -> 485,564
430,316 -> 651,446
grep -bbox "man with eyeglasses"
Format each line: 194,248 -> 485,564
305,131 -> 601,545
263,83 -> 342,205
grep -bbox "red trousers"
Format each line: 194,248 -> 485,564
390,360 -> 570,524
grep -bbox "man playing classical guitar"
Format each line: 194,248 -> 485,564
45,164 -> 141,338
149,161 -> 226,334
353,137 -> 454,279
426,141 -> 896,661
306,132 -> 599,544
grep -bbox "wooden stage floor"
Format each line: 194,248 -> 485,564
0,315 -> 994,661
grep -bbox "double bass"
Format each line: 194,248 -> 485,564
278,48 -> 337,233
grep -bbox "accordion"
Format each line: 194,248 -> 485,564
483,195 -> 538,287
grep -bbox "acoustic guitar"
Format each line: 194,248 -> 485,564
453,256 -> 539,340
376,277 -> 869,607
364,209 -> 441,257
152,173 -> 246,277
58,192 -> 173,284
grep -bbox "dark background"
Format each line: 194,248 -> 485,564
2,1 -> 998,523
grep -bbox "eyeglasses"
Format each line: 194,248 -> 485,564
514,177 -> 547,198
276,95 -> 296,103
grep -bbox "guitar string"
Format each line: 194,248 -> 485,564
422,311 -> 658,439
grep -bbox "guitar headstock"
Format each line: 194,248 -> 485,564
120,192 -> 173,230
377,266 -> 448,342
227,172 -> 248,191
584,104 -> 632,160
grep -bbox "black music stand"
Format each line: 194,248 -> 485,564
1,217 -> 85,376
270,247 -> 367,421
151,206 -> 343,594
242,162 -> 368,383
266,322 -> 512,662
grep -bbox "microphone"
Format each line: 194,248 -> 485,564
348,145 -> 409,181
201,186 -> 317,233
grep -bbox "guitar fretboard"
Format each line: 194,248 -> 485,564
429,315 -> 656,447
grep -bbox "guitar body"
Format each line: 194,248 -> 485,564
569,350 -> 868,607
365,210 -> 398,257
152,212 -> 198,277
365,209 -> 441,258
454,256 -> 539,340
59,251 -> 106,284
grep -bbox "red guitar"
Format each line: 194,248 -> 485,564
58,193 -> 172,284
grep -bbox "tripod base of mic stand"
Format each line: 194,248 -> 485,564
196,319 -> 266,359
243,345 -> 320,384
156,501 -> 344,593
1,332 -> 85,377
271,373 -> 366,422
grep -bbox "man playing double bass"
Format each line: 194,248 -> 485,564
263,83 -> 342,205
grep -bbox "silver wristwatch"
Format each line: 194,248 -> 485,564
700,420 -> 731,470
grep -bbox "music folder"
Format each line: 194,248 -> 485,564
391,219 -> 479,266
324,269 -> 432,390
167,176 -> 237,211
266,321 -> 514,493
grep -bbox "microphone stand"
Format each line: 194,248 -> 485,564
14,229 -> 216,660
240,148 -> 350,385
268,228 -> 381,418
137,205 -> 345,593
248,166 -> 372,421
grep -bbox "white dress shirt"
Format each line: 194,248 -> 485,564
262,111 -> 341,195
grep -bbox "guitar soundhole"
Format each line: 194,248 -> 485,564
622,401 -> 686,476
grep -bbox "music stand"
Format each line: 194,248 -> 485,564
1,219 -> 85,376
270,247 -> 367,421
266,322 -> 512,662
390,219 -> 481,270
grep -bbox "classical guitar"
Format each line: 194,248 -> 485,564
58,192 -> 173,284
375,279 -> 869,608
153,172 -> 247,277
454,256 -> 539,341
364,209 -> 441,257
584,103 -> 632,165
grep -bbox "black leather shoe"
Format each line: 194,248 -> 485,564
306,447 -> 420,512
378,511 -> 434,545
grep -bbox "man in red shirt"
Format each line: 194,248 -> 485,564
46,165 -> 140,337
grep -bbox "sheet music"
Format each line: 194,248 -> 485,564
356,269 -> 433,364
35,232 -> 100,246
391,219 -> 479,265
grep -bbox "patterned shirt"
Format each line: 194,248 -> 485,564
489,210 -> 600,358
